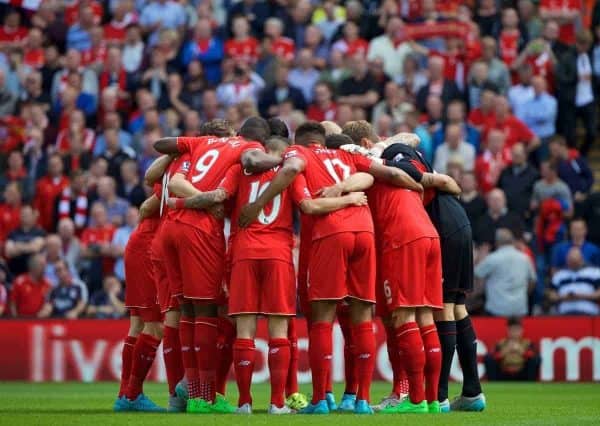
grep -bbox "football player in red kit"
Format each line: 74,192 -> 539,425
153,117 -> 282,414
173,136 -> 372,414
238,122 -> 422,415
113,189 -> 165,412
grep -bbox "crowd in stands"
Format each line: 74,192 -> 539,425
1,0 -> 600,319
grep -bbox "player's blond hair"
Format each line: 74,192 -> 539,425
200,119 -> 236,137
321,120 -> 342,136
341,120 -> 379,145
385,132 -> 421,148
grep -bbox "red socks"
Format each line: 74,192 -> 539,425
216,318 -> 236,396
339,313 -> 357,395
286,318 -> 299,396
194,317 -> 218,402
269,338 -> 291,407
126,333 -> 161,400
352,322 -> 375,402
118,335 -> 137,397
179,316 -> 200,399
308,321 -> 333,404
385,324 -> 408,396
395,322 -> 426,404
163,325 -> 184,396
421,324 -> 442,403
233,338 -> 256,407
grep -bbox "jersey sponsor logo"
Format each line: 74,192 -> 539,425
238,360 -> 251,366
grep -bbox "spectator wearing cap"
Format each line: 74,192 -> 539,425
484,317 -> 541,381
549,137 -> 594,211
498,143 -> 540,221
288,49 -> 320,104
551,219 -> 600,271
556,30 -> 597,155
367,16 -> 413,79
474,189 -> 525,248
549,246 -> 600,315
182,18 -> 224,85
416,56 -> 462,113
41,259 -> 87,319
475,228 -> 536,317
433,123 -> 476,174
8,254 -> 51,318
87,275 -> 126,319
259,63 -> 306,117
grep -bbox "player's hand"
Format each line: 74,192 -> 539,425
207,203 -> 225,219
318,183 -> 343,198
239,202 -> 262,228
339,144 -> 370,157
347,192 -> 368,206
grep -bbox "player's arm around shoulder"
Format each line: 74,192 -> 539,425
241,149 -> 282,173
368,161 -> 423,193
422,172 -> 462,195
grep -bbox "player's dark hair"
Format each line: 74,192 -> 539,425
507,317 -> 522,327
239,116 -> 271,144
199,119 -> 235,137
265,136 -> 291,153
342,120 -> 378,145
294,121 -> 326,146
267,117 -> 289,138
325,133 -> 354,149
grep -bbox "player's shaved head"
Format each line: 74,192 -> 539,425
267,117 -> 289,138
321,120 -> 342,136
239,116 -> 271,144
325,133 -> 354,149
265,136 -> 291,156
294,121 -> 326,146
342,120 -> 378,147
199,119 -> 235,137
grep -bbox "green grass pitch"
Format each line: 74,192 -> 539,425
1,381 -> 599,425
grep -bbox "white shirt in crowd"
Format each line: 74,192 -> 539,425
576,53 -> 594,107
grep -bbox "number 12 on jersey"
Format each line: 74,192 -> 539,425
248,181 -> 282,225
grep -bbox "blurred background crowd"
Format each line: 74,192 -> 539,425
1,0 -> 599,321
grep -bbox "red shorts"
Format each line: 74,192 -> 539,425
162,221 -> 225,301
124,236 -> 159,310
129,306 -> 162,322
378,237 -> 443,316
229,259 -> 296,316
308,231 -> 376,303
297,246 -> 310,319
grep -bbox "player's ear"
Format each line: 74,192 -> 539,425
360,137 -> 373,149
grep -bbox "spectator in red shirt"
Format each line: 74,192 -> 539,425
264,17 -> 295,63
0,182 -> 22,250
307,81 -> 337,122
499,8 -> 527,70
55,109 -> 96,154
540,0 -> 581,45
33,154 -> 70,232
8,253 -> 51,318
476,129 -> 511,193
65,0 -> 103,27
468,86 -> 498,131
98,46 -> 130,112
485,95 -> 540,156
82,26 -> 108,70
23,27 -> 46,70
0,9 -> 28,49
104,1 -> 137,44
332,21 -> 369,57
224,15 -> 259,64
80,202 -> 116,292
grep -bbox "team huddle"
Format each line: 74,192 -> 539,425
113,116 -> 486,415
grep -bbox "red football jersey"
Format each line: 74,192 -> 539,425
219,164 -> 310,263
499,30 -> 520,67
153,153 -> 191,223
224,37 -> 259,63
540,0 -> 580,45
0,26 -> 28,43
484,115 -> 535,157
272,36 -> 295,61
9,274 -> 51,317
283,144 -> 374,240
176,136 -> 263,233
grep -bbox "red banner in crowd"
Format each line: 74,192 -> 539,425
402,21 -> 470,41
0,317 -> 598,382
